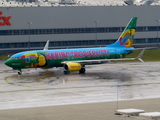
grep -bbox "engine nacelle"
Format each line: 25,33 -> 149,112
64,62 -> 82,71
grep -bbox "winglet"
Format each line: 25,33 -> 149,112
43,40 -> 49,50
136,48 -> 145,62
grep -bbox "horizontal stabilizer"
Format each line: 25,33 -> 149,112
127,47 -> 157,51
135,48 -> 145,63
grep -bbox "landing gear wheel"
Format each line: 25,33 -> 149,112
64,71 -> 70,74
79,68 -> 85,74
18,71 -> 22,76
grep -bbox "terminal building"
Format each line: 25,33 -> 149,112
0,0 -> 160,53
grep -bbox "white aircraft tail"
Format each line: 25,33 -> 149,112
43,40 -> 49,50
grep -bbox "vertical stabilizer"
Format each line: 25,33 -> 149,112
108,17 -> 138,48
43,40 -> 49,50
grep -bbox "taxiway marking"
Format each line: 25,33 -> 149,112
5,75 -> 94,96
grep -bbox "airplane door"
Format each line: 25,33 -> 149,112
117,49 -> 119,58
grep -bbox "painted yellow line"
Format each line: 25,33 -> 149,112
5,75 -> 93,96
5,76 -> 43,89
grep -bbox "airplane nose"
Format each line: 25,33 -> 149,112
5,59 -> 12,67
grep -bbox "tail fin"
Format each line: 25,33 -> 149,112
108,17 -> 138,47
43,40 -> 49,50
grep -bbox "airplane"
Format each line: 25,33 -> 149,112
5,17 -> 145,75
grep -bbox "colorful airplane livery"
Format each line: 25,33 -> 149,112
5,17 -> 145,75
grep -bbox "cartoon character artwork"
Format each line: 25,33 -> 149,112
118,28 -> 136,47
20,52 -> 48,68
37,54 -> 46,66
20,53 -> 39,68
125,28 -> 135,47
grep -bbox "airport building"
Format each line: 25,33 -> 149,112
0,0 -> 160,53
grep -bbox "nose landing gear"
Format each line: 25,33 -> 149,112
17,71 -> 22,76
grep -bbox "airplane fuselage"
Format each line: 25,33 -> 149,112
5,47 -> 133,71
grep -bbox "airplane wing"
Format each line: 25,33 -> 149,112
126,47 -> 157,51
62,49 -> 145,65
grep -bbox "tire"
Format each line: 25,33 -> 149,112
18,71 -> 21,75
79,68 -> 85,74
64,71 -> 70,74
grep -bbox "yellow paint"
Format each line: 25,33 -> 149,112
124,29 -> 135,47
121,29 -> 130,38
131,29 -> 135,35
5,75 -> 93,95
38,55 -> 46,66
67,62 -> 82,71
5,76 -> 40,88
125,38 -> 133,47
25,53 -> 38,57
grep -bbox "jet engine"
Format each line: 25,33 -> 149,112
64,62 -> 82,71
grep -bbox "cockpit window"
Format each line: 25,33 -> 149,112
11,57 -> 19,60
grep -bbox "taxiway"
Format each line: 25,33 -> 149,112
1,61 -> 160,110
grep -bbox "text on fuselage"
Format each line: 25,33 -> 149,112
46,50 -> 109,60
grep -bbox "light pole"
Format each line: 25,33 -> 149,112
156,20 -> 160,47
94,21 -> 99,46
27,22 -> 32,51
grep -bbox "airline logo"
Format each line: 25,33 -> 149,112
71,66 -> 81,68
46,50 -> 109,60
0,11 -> 11,26
119,28 -> 135,47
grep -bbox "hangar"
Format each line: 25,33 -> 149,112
0,0 -> 160,53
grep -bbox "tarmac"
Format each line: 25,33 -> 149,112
1,61 -> 160,120
0,98 -> 160,120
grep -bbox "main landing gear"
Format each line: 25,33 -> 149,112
64,70 -> 70,74
63,67 -> 86,74
79,67 -> 86,74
